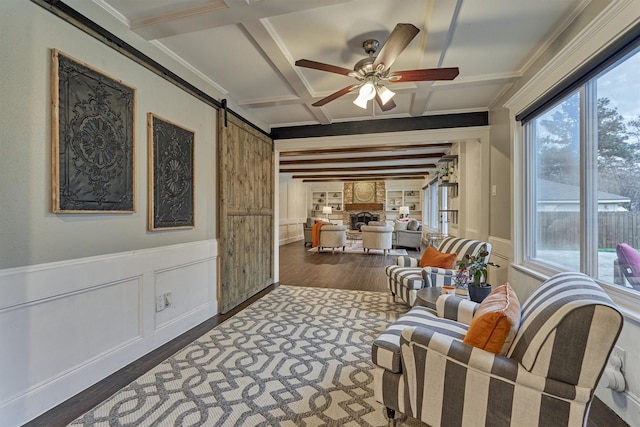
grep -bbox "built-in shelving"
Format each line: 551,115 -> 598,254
403,190 -> 420,211
311,191 -> 343,215
385,190 -> 403,212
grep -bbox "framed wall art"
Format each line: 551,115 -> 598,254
148,113 -> 195,230
353,182 -> 376,203
51,49 -> 136,213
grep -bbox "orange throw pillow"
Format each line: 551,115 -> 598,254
419,246 -> 457,268
463,283 -> 521,354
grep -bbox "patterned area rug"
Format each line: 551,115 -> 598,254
308,241 -> 408,256
69,286 -> 425,426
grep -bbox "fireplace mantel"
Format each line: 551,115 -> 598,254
344,203 -> 384,211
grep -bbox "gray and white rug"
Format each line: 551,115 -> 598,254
69,286 -> 424,426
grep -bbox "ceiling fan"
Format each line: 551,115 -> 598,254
295,23 -> 459,111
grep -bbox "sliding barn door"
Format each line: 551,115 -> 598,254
218,111 -> 274,313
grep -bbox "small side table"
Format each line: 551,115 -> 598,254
414,287 -> 442,310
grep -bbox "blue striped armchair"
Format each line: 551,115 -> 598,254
385,237 -> 492,306
372,272 -> 623,427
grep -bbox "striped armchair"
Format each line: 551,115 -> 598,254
385,237 -> 491,306
372,272 -> 623,427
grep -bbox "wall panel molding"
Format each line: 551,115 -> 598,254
0,240 -> 218,426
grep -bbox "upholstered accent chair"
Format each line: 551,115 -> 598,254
613,243 -> 640,290
302,220 -> 314,247
395,229 -> 422,252
372,272 -> 623,427
385,237 -> 491,306
317,224 -> 347,254
390,218 -> 423,252
361,223 -> 394,255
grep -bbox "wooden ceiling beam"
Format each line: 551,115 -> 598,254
280,153 -> 442,165
292,172 -> 431,180
301,176 -> 428,182
279,143 -> 452,157
280,164 -> 436,173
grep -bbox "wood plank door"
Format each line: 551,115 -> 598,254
218,111 -> 274,313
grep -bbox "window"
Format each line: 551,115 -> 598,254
524,46 -> 640,291
426,180 -> 439,231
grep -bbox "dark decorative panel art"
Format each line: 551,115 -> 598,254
52,49 -> 136,212
148,114 -> 195,230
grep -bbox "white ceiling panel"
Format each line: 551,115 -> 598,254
158,25 -> 295,100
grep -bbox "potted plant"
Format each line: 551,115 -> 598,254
438,165 -> 453,182
455,243 -> 500,302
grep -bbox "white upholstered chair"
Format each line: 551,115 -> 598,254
361,224 -> 394,255
318,224 -> 347,254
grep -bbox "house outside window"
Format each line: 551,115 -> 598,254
524,46 -> 640,292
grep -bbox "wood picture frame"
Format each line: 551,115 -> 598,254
51,49 -> 136,213
147,113 -> 195,230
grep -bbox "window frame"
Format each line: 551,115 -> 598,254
520,44 -> 640,311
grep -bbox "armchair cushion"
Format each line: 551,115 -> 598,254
407,218 -> 420,231
418,246 -> 457,268
616,243 -> 640,289
393,220 -> 409,231
372,306 -> 468,373
463,283 -> 521,354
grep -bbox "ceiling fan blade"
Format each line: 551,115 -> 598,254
375,94 -> 396,111
312,84 -> 360,107
388,67 -> 459,82
372,23 -> 420,72
295,59 -> 355,76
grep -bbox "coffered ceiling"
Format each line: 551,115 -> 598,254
70,0 -> 591,181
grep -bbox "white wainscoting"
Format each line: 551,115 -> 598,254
279,218 -> 305,246
0,240 -> 219,426
487,236 -> 512,287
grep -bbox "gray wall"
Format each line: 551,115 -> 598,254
488,108 -> 512,241
0,1 -> 220,269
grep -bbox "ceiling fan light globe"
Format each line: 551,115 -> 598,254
359,82 -> 376,101
353,93 -> 369,109
377,85 -> 395,105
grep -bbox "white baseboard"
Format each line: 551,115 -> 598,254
596,386 -> 640,427
0,240 -> 219,426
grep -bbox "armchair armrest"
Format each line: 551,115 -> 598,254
396,229 -> 422,236
435,294 -> 478,325
421,266 -> 455,287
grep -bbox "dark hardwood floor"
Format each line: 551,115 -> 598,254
26,240 -> 628,426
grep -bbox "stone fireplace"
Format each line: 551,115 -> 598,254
349,212 -> 380,230
341,181 -> 387,227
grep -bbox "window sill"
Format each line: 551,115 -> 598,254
512,263 -> 640,325
599,283 -> 640,325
